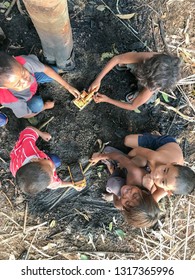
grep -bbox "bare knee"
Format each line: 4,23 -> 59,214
124,134 -> 141,148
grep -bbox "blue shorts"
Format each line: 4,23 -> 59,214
138,133 -> 177,151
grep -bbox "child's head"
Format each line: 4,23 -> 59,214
135,53 -> 181,91
152,163 -> 195,195
0,51 -> 31,91
119,185 -> 160,228
16,159 -> 55,195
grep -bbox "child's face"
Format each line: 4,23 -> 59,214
151,164 -> 178,192
120,185 -> 142,208
3,62 -> 31,91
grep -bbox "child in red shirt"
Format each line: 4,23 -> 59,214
10,126 -> 76,195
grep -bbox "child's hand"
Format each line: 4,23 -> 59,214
89,152 -> 103,165
67,86 -> 80,99
41,132 -> 52,142
93,93 -> 109,103
102,193 -> 113,202
142,174 -> 154,192
88,80 -> 101,92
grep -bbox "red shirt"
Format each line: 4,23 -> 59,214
10,128 -> 61,186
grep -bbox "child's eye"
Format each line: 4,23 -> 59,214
161,180 -> 164,185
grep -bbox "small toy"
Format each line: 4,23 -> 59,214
68,162 -> 86,189
0,113 -> 8,127
73,90 -> 95,110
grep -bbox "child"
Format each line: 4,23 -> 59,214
124,133 -> 195,201
88,52 -> 181,111
90,146 -> 160,228
10,126 -> 80,195
0,52 -> 80,118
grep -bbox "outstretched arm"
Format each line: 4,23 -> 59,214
89,52 -> 155,92
90,151 -> 131,169
44,65 -> 80,99
93,87 -> 154,111
27,126 -> 52,142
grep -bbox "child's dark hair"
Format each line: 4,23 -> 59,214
122,190 -> 161,228
173,164 -> 195,195
16,162 -> 51,195
0,51 -> 17,87
135,54 -> 181,91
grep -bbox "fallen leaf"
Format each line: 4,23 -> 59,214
161,92 -> 169,102
96,5 -> 105,11
109,221 -> 113,231
80,254 -> 89,260
115,229 -> 126,240
134,108 -> 141,113
101,52 -> 114,61
116,13 -> 135,20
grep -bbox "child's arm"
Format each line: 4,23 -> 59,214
128,155 -> 148,167
26,126 -> 52,142
43,65 -> 80,99
90,151 -> 131,169
113,194 -> 123,210
152,188 -> 168,203
93,87 -> 154,111
88,52 -> 155,92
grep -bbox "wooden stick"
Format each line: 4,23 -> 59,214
23,202 -> 28,235
5,0 -> 17,17
38,116 -> 54,130
159,101 -> 195,122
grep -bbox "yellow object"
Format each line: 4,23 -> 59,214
73,90 -> 95,110
68,162 -> 86,188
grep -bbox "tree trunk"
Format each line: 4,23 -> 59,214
22,0 -> 75,70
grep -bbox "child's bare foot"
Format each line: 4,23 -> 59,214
102,193 -> 113,202
44,101 -> 55,110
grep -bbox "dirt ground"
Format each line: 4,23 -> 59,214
0,0 -> 194,260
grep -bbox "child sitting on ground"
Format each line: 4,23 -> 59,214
88,52 -> 181,111
90,146 -> 161,228
10,126 -> 80,195
124,133 -> 195,202
0,52 -> 80,119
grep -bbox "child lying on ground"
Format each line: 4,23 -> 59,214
124,133 -> 195,201
10,126 -> 81,195
0,52 -> 80,119
89,52 -> 181,111
90,146 -> 161,228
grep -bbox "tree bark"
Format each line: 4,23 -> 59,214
23,0 -> 75,70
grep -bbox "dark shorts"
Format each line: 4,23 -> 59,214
138,133 -> 177,151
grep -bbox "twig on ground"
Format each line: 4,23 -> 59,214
5,0 -> 17,18
26,221 -> 48,233
158,19 -> 169,53
0,190 -> 14,210
0,157 -> 6,163
159,101 -> 195,122
0,211 -> 22,229
25,228 -> 39,260
23,202 -> 28,235
16,0 -> 25,15
38,116 -> 54,130
183,202 -> 190,260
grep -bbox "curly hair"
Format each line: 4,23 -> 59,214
122,190 -> 161,228
16,162 -> 51,196
135,54 -> 181,91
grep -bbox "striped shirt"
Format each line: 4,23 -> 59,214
10,128 -> 61,186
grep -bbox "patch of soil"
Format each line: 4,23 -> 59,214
0,0 -> 194,260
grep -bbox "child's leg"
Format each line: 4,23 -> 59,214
27,95 -> 44,113
124,134 -> 142,148
34,66 -> 58,84
126,133 -> 177,151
